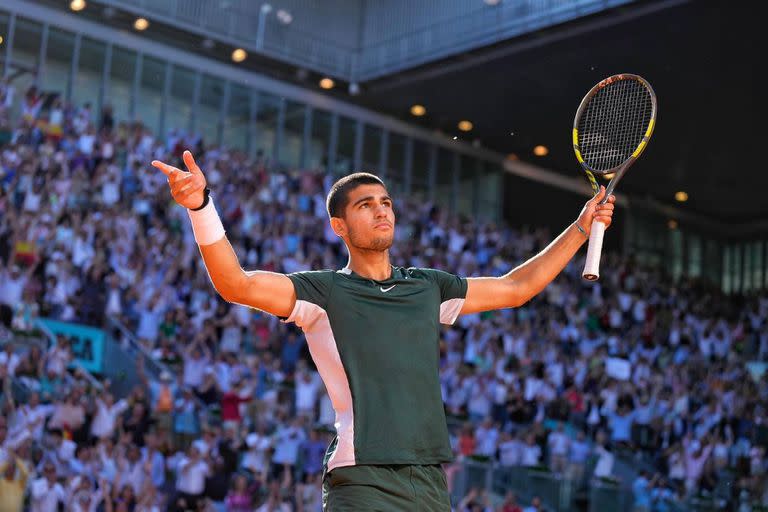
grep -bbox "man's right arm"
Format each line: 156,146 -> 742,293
152,151 -> 296,318
198,236 -> 296,318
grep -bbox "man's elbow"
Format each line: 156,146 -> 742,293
503,278 -> 529,308
211,273 -> 246,304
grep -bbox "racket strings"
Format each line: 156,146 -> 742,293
578,79 -> 653,172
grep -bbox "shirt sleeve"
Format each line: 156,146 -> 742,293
418,268 -> 468,325
284,271 -> 335,330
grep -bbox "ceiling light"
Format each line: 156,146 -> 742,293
410,104 -> 426,117
276,9 -> 293,24
70,0 -> 86,11
667,219 -> 678,230
0,36 -> 4,46
675,191 -> 688,202
533,145 -> 548,156
319,77 -> 335,89
231,48 -> 247,63
458,120 -> 473,132
133,18 -> 149,31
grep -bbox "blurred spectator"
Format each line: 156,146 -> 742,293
0,450 -> 29,512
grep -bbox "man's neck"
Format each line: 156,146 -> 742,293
346,251 -> 392,281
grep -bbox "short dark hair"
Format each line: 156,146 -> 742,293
326,172 -> 386,218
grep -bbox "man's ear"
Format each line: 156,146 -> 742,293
330,216 -> 345,238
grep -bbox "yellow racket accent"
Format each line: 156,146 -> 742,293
585,170 -> 599,194
644,118 -> 655,138
573,128 -> 585,163
632,140 -> 647,158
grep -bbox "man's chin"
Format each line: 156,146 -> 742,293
368,236 -> 394,251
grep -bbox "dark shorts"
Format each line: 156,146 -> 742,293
322,464 -> 451,511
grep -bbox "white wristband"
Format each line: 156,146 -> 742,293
187,197 -> 225,246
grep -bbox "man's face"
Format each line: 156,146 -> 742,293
332,184 -> 395,252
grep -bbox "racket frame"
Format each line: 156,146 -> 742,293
572,73 -> 657,280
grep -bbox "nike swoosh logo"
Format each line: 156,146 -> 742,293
380,285 -> 396,293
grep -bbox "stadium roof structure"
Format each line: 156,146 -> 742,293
61,0 -> 638,83
355,0 -> 764,224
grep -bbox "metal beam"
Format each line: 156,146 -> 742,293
36,23 -> 48,88
130,52 -> 142,121
100,42 -> 112,122
328,113 -> 339,174
189,70 -> 201,134
2,13 -> 15,79
219,80 -> 230,148
68,32 -> 81,103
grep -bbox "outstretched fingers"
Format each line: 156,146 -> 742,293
151,160 -> 182,178
182,151 -> 203,175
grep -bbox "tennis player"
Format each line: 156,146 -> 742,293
152,151 -> 615,511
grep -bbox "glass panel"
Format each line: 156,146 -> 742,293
743,244 -> 752,293
254,90 -> 280,161
362,124 -> 382,173
72,37 -> 105,121
136,56 -> 165,135
435,148 -> 454,213
198,74 -> 223,148
754,242 -> 764,291
387,133 -> 405,195
670,229 -> 683,282
309,108 -> 331,172
8,18 -> 42,122
478,161 -> 501,221
458,155 -> 475,218
336,116 -> 356,176
166,65 -> 194,137
0,13 -> 8,68
223,83 -> 251,153
704,239 -> 720,287
731,245 -> 742,294
43,28 -> 74,100
687,234 -> 701,278
106,46 -> 135,125
280,100 -> 304,169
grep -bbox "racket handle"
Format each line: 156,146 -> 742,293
582,220 -> 606,281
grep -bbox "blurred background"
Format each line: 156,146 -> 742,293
0,1 -> 765,511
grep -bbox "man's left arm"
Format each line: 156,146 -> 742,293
461,186 -> 615,314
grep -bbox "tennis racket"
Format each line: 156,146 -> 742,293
573,73 -> 657,281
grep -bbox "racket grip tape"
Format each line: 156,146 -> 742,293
582,220 -> 606,281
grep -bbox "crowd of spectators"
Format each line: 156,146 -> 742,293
1,79 -> 768,512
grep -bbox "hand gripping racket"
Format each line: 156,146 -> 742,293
573,73 -> 657,281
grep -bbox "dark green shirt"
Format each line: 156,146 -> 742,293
286,266 -> 467,470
